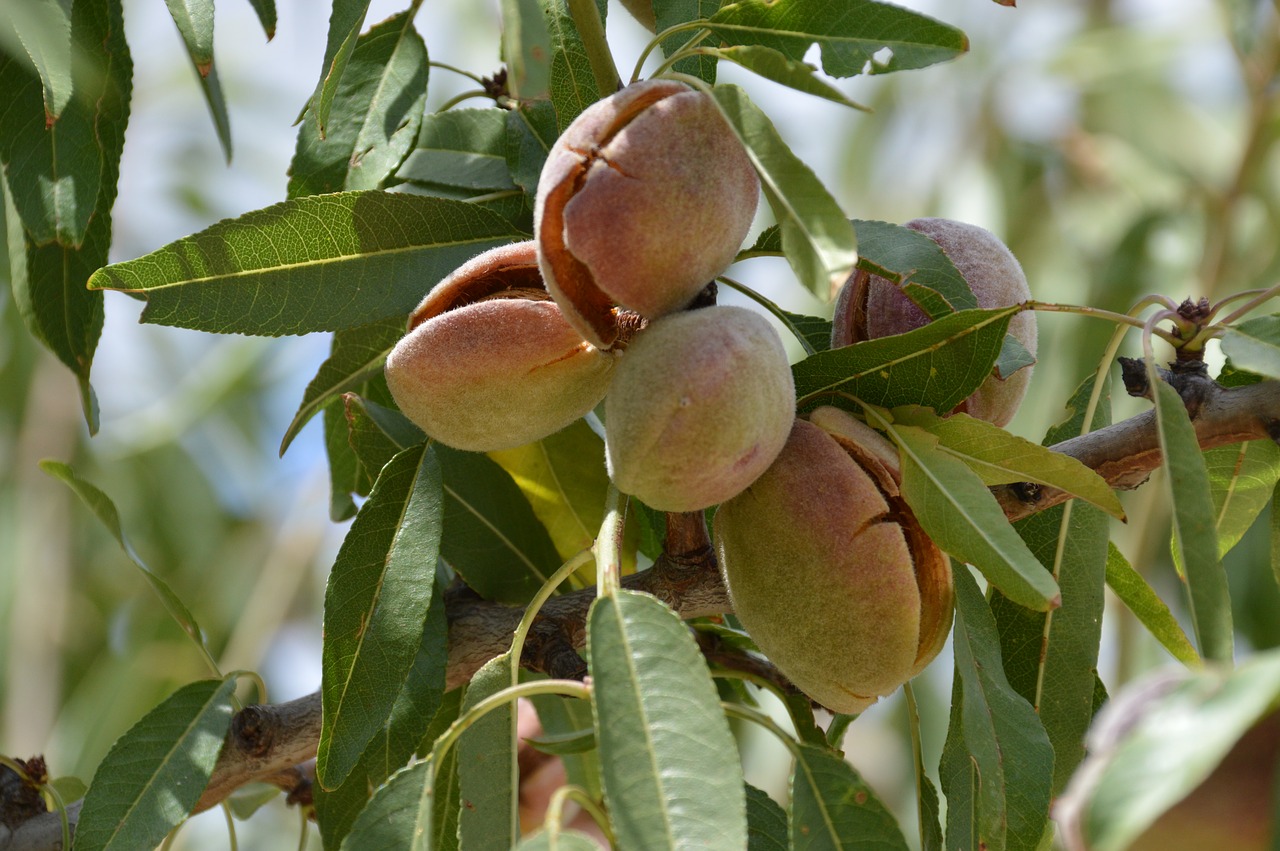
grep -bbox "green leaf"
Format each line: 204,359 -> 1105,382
436,445 -> 563,604
315,582 -> 449,848
1,0 -> 73,121
745,783 -> 788,851
793,307 -> 1015,415
40,461 -> 216,666
308,0 -> 371,138
711,84 -> 855,298
88,193 -> 524,336
529,692 -> 603,799
1273,483 -> 1280,592
994,332 -> 1035,380
848,219 -> 977,318
1220,314 -> 1280,381
987,375 -> 1112,794
707,46 -> 864,109
653,0 -> 719,83
282,317 -> 403,454
540,0 -> 607,133
944,567 -> 1055,851
588,590 -> 747,849
706,0 -> 967,78
780,310 -> 833,354
789,743 -> 909,850
1078,654 -> 1280,851
505,100 -> 558,199
503,0 -> 552,101
75,678 -> 236,851
343,394 -> 422,494
193,61 -> 233,162
340,760 -> 432,850
1104,542 -> 1199,666
1149,367 -> 1233,663
515,829 -> 602,850
890,406 -> 1124,519
398,108 -> 515,192
458,654 -> 519,849
523,727 -> 596,756
289,11 -> 429,198
319,444 -> 444,788
245,0 -> 277,39
880,414 -> 1059,611
1195,439 -> 1280,561
325,398 -> 361,521
163,0 -> 213,70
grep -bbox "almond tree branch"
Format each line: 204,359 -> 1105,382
7,373 -> 1280,851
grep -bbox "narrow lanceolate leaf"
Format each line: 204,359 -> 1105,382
398,109 -> 515,193
40,461 -> 215,666
163,0 -> 214,71
529,692 -> 603,799
88,193 -> 523,336
707,46 -> 864,109
515,829 -> 601,850
874,412 -> 1060,611
793,307 -> 1014,416
436,445 -> 562,604
458,654 -> 519,849
502,0 -> 552,101
745,783 -> 788,851
245,0 -> 277,39
3,0 -> 73,121
777,310 -> 833,355
75,678 -> 236,851
944,567 -> 1055,851
194,60 -> 232,161
309,0 -> 372,137
849,219 -> 977,317
588,590 -> 747,849
505,99 -> 558,199
1191,439 -> 1280,562
1,0 -> 131,432
340,760 -> 433,850
1273,483 -> 1280,591
986,374 -> 1112,794
891,406 -> 1124,519
1104,543 -> 1198,666
282,317 -> 403,454
319,444 -> 443,789
1079,654 -> 1280,851
706,0 -> 967,77
654,0 -> 719,83
344,395 -> 417,493
789,743 -> 910,850
711,84 -> 855,298
289,11 -> 428,198
1220,314 -> 1280,380
1149,366 -> 1233,663
540,0 -> 607,132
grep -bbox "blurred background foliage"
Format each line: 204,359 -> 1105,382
1,0 -> 1277,846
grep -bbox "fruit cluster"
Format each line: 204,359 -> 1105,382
385,80 -> 1037,714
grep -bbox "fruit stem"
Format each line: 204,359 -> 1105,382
565,0 -> 621,95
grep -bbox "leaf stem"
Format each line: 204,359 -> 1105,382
545,783 -> 616,846
428,61 -> 486,85
718,275 -> 819,355
630,21 -> 711,83
565,0 -> 621,95
720,701 -> 801,758
429,680 -> 591,770
648,31 -> 713,79
511,549 -> 594,689
1209,281 -> 1280,327
435,89 -> 491,111
1026,300 -> 1184,345
594,485 -> 627,598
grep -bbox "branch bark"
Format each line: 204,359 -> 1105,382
6,373 -> 1279,851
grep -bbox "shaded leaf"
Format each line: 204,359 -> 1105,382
88,193 -> 524,336
793,307 -> 1014,416
343,394 -> 424,494
1149,367 -> 1233,662
706,0 -> 967,77
398,108 -> 515,192
944,566 -> 1055,851
1104,542 -> 1198,666
515,829 -> 602,850
2,0 -> 73,120
505,100 -> 558,199
712,84 -> 855,298
867,408 -> 1061,612
503,0 -> 552,101
654,0 -> 719,83
75,679 -> 236,851
994,332 -> 1035,379
458,654 -> 518,849
890,405 -> 1124,519
745,783 -> 788,851
540,0 -> 607,132
1193,439 -> 1280,561
588,590 -> 747,849
308,0 -> 372,137
245,0 -> 277,39
289,11 -> 429,198
437,445 -> 562,603
339,760 -> 432,850
319,444 -> 443,788
707,46 -> 863,108
523,727 -> 596,756
1220,314 -> 1280,381
529,691 -> 603,799
790,743 -> 909,850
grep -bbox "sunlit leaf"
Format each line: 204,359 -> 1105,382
503,0 -> 552,100
1149,366 -> 1233,663
793,307 -> 1014,415
88,193 -> 524,336
319,444 -> 443,788
308,0 -> 372,137
2,0 -> 73,120
290,11 -> 428,197
436,445 -> 562,603
706,0 -> 967,77
1220,314 -> 1280,381
890,406 -> 1124,519
163,0 -> 231,159
790,743 -> 909,850
458,654 -> 519,848
540,0 -> 608,132
712,84 -> 855,298
588,590 -> 747,848
75,678 -> 236,851
708,46 -> 864,108
1104,543 -> 1198,666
